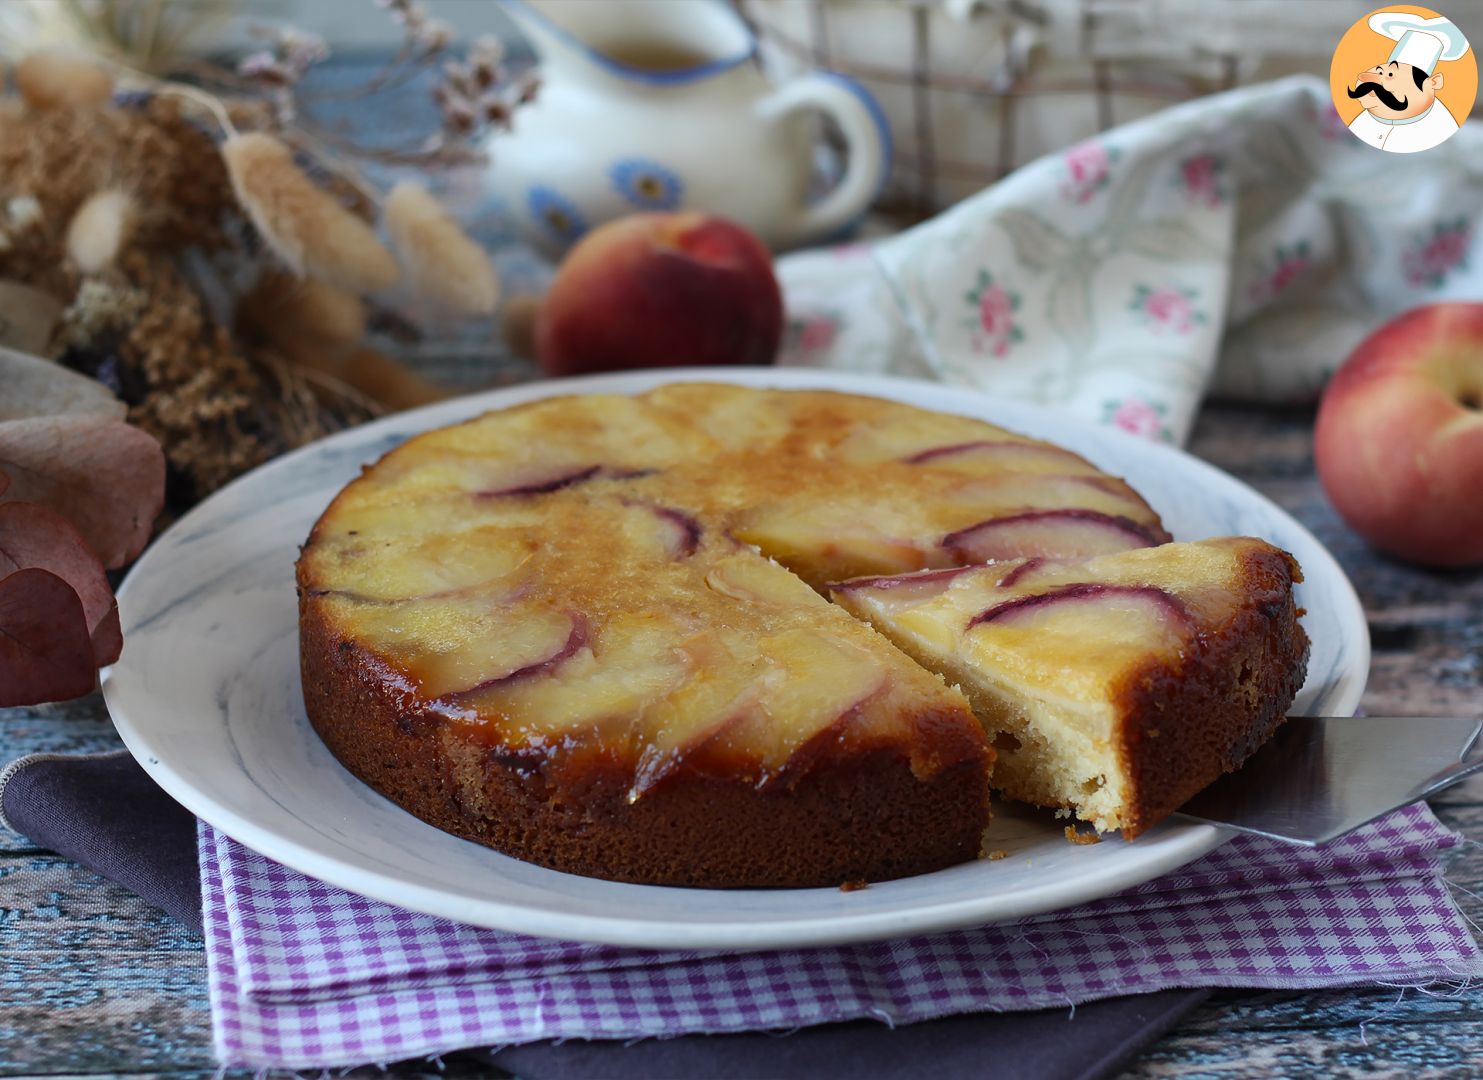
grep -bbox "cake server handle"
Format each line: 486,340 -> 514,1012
1174,714 -> 1483,846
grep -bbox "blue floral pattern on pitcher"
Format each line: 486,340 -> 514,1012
527,185 -> 588,245
609,158 -> 684,210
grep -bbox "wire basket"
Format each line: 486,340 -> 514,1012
738,0 -> 1483,217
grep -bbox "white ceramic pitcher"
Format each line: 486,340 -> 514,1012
489,0 -> 890,254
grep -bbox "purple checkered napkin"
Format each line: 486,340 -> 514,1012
203,803 -> 1483,1070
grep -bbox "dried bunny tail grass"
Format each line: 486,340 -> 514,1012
66,190 -> 133,274
237,270 -> 366,352
221,132 -> 399,294
15,50 -> 114,110
384,181 -> 499,317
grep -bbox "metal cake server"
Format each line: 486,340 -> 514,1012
1175,715 -> 1483,845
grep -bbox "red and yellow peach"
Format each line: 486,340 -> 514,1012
535,212 -> 783,376
1315,303 -> 1483,567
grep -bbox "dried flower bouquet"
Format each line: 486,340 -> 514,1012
0,0 -> 535,707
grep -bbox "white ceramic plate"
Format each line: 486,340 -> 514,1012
103,369 -> 1368,950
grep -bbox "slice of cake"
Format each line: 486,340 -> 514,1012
831,538 -> 1310,837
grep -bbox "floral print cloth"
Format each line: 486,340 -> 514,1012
776,76 -> 1483,445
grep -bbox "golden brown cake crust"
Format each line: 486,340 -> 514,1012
1111,544 -> 1310,838
300,600 -> 990,887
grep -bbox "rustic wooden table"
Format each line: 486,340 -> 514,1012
2,403 -> 1481,1078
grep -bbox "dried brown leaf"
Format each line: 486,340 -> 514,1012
0,502 -> 120,665
0,344 -> 127,422
0,567 -> 97,706
0,415 -> 165,568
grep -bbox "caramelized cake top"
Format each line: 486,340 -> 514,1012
299,385 -> 1172,793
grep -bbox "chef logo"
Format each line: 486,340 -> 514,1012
1330,6 -> 1475,153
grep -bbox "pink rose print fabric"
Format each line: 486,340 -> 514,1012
965,270 -> 1024,357
1178,154 -> 1226,209
1249,242 -> 1313,304
1404,220 -> 1471,288
1061,141 -> 1115,204
1131,286 -> 1203,334
1103,398 -> 1171,442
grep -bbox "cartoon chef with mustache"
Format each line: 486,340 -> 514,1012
1348,11 -> 1471,152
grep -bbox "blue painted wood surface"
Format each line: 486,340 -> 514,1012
3,404 -> 1481,1077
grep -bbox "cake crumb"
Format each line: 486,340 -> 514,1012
839,878 -> 870,892
987,849 -> 1008,861
1064,825 -> 1102,845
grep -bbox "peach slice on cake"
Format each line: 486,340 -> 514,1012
829,566 -> 980,607
324,592 -> 585,702
629,625 -> 892,798
941,473 -> 1161,523
902,440 -> 1106,476
729,499 -> 937,587
461,610 -> 696,739
943,509 -> 1164,563
620,502 -> 703,559
299,523 -> 537,603
827,409 -> 1065,466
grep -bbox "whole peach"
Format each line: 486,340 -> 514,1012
535,212 -> 783,376
1315,303 -> 1483,566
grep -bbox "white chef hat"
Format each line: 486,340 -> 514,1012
1369,12 -> 1471,75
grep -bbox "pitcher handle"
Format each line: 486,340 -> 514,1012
758,72 -> 890,247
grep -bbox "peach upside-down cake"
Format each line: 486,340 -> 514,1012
297,385 -> 1310,887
